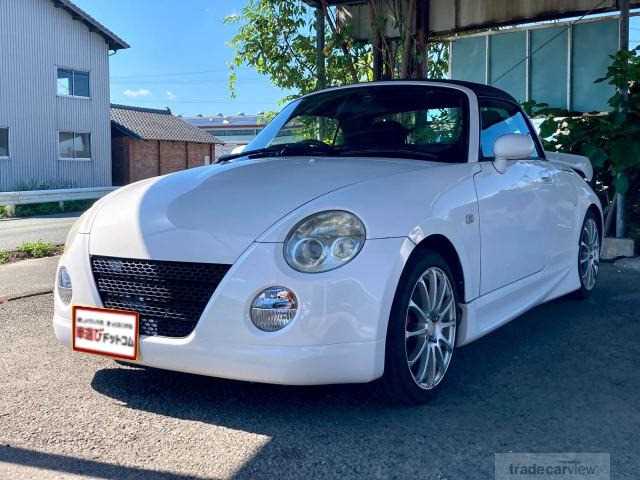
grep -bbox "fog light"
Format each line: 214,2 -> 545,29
57,266 -> 72,305
250,287 -> 297,332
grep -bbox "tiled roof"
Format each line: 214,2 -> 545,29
111,105 -> 222,144
51,0 -> 129,50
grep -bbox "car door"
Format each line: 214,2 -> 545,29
473,99 -> 553,295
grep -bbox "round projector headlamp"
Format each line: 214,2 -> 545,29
284,210 -> 366,273
250,287 -> 298,332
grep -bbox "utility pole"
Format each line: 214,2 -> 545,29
616,0 -> 629,238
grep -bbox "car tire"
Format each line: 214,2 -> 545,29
572,210 -> 601,300
380,250 -> 460,405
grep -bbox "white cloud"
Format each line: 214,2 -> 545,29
166,91 -> 177,100
123,88 -> 152,98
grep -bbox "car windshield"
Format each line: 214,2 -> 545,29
239,84 -> 469,163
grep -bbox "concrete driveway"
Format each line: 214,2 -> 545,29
0,264 -> 639,479
0,212 -> 79,251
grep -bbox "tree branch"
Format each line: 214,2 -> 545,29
321,0 -> 359,82
282,30 -> 316,79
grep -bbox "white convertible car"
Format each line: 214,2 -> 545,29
54,81 -> 602,404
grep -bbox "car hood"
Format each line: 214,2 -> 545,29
89,156 -> 428,264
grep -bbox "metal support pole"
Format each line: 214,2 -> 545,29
415,0 -> 430,79
315,6 -> 326,90
373,35 -> 384,81
616,0 -> 629,238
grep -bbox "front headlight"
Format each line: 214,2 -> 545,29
284,210 -> 366,273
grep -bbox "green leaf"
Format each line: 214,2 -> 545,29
582,144 -> 608,168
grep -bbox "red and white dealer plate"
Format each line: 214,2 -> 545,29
72,306 -> 139,360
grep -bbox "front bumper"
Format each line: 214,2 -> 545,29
53,233 -> 411,385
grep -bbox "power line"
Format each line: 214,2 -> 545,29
493,0 -> 611,84
110,68 -> 229,79
111,78 -> 269,86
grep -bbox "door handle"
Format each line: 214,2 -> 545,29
541,176 -> 553,183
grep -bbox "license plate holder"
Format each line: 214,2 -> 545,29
72,306 -> 139,360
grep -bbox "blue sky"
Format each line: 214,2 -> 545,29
73,1 -> 639,117
73,0 -> 289,117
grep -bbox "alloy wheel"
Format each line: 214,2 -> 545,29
579,217 -> 600,291
404,267 -> 457,390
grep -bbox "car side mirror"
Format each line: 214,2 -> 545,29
493,134 -> 535,173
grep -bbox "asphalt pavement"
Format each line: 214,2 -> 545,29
0,256 -> 59,301
0,212 -> 79,251
0,264 -> 639,479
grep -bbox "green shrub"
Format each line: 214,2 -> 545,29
16,241 -> 56,258
0,251 -> 9,264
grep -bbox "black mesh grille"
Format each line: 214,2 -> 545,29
91,256 -> 231,338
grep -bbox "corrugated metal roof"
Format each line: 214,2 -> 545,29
305,0 -> 640,38
111,105 -> 222,144
51,0 -> 129,50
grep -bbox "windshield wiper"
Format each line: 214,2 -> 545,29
332,146 -> 438,161
219,143 -> 439,163
218,142 -> 335,163
218,145 -> 282,163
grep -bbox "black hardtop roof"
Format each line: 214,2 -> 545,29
309,79 -> 518,104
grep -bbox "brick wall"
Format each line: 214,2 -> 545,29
159,141 -> 187,175
129,140 -> 160,182
113,138 -> 217,184
187,143 -> 212,168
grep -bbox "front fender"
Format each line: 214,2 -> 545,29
257,162 -> 482,302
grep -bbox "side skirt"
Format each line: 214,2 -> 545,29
455,263 -> 580,347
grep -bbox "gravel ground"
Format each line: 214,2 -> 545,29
1,264 -> 639,479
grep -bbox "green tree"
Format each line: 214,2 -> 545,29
225,0 -> 449,101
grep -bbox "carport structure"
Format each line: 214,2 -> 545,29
307,0 -> 638,84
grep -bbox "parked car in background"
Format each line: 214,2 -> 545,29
54,81 -> 602,404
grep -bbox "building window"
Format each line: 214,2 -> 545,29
57,68 -> 90,97
59,132 -> 91,160
0,128 -> 8,158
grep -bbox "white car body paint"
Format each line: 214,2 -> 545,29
53,81 -> 602,385
546,151 -> 594,182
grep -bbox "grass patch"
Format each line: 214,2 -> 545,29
16,241 -> 57,258
0,241 -> 63,265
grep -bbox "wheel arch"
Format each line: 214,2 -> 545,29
401,234 -> 466,302
586,203 -> 604,241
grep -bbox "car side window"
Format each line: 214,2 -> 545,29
479,100 -> 540,160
